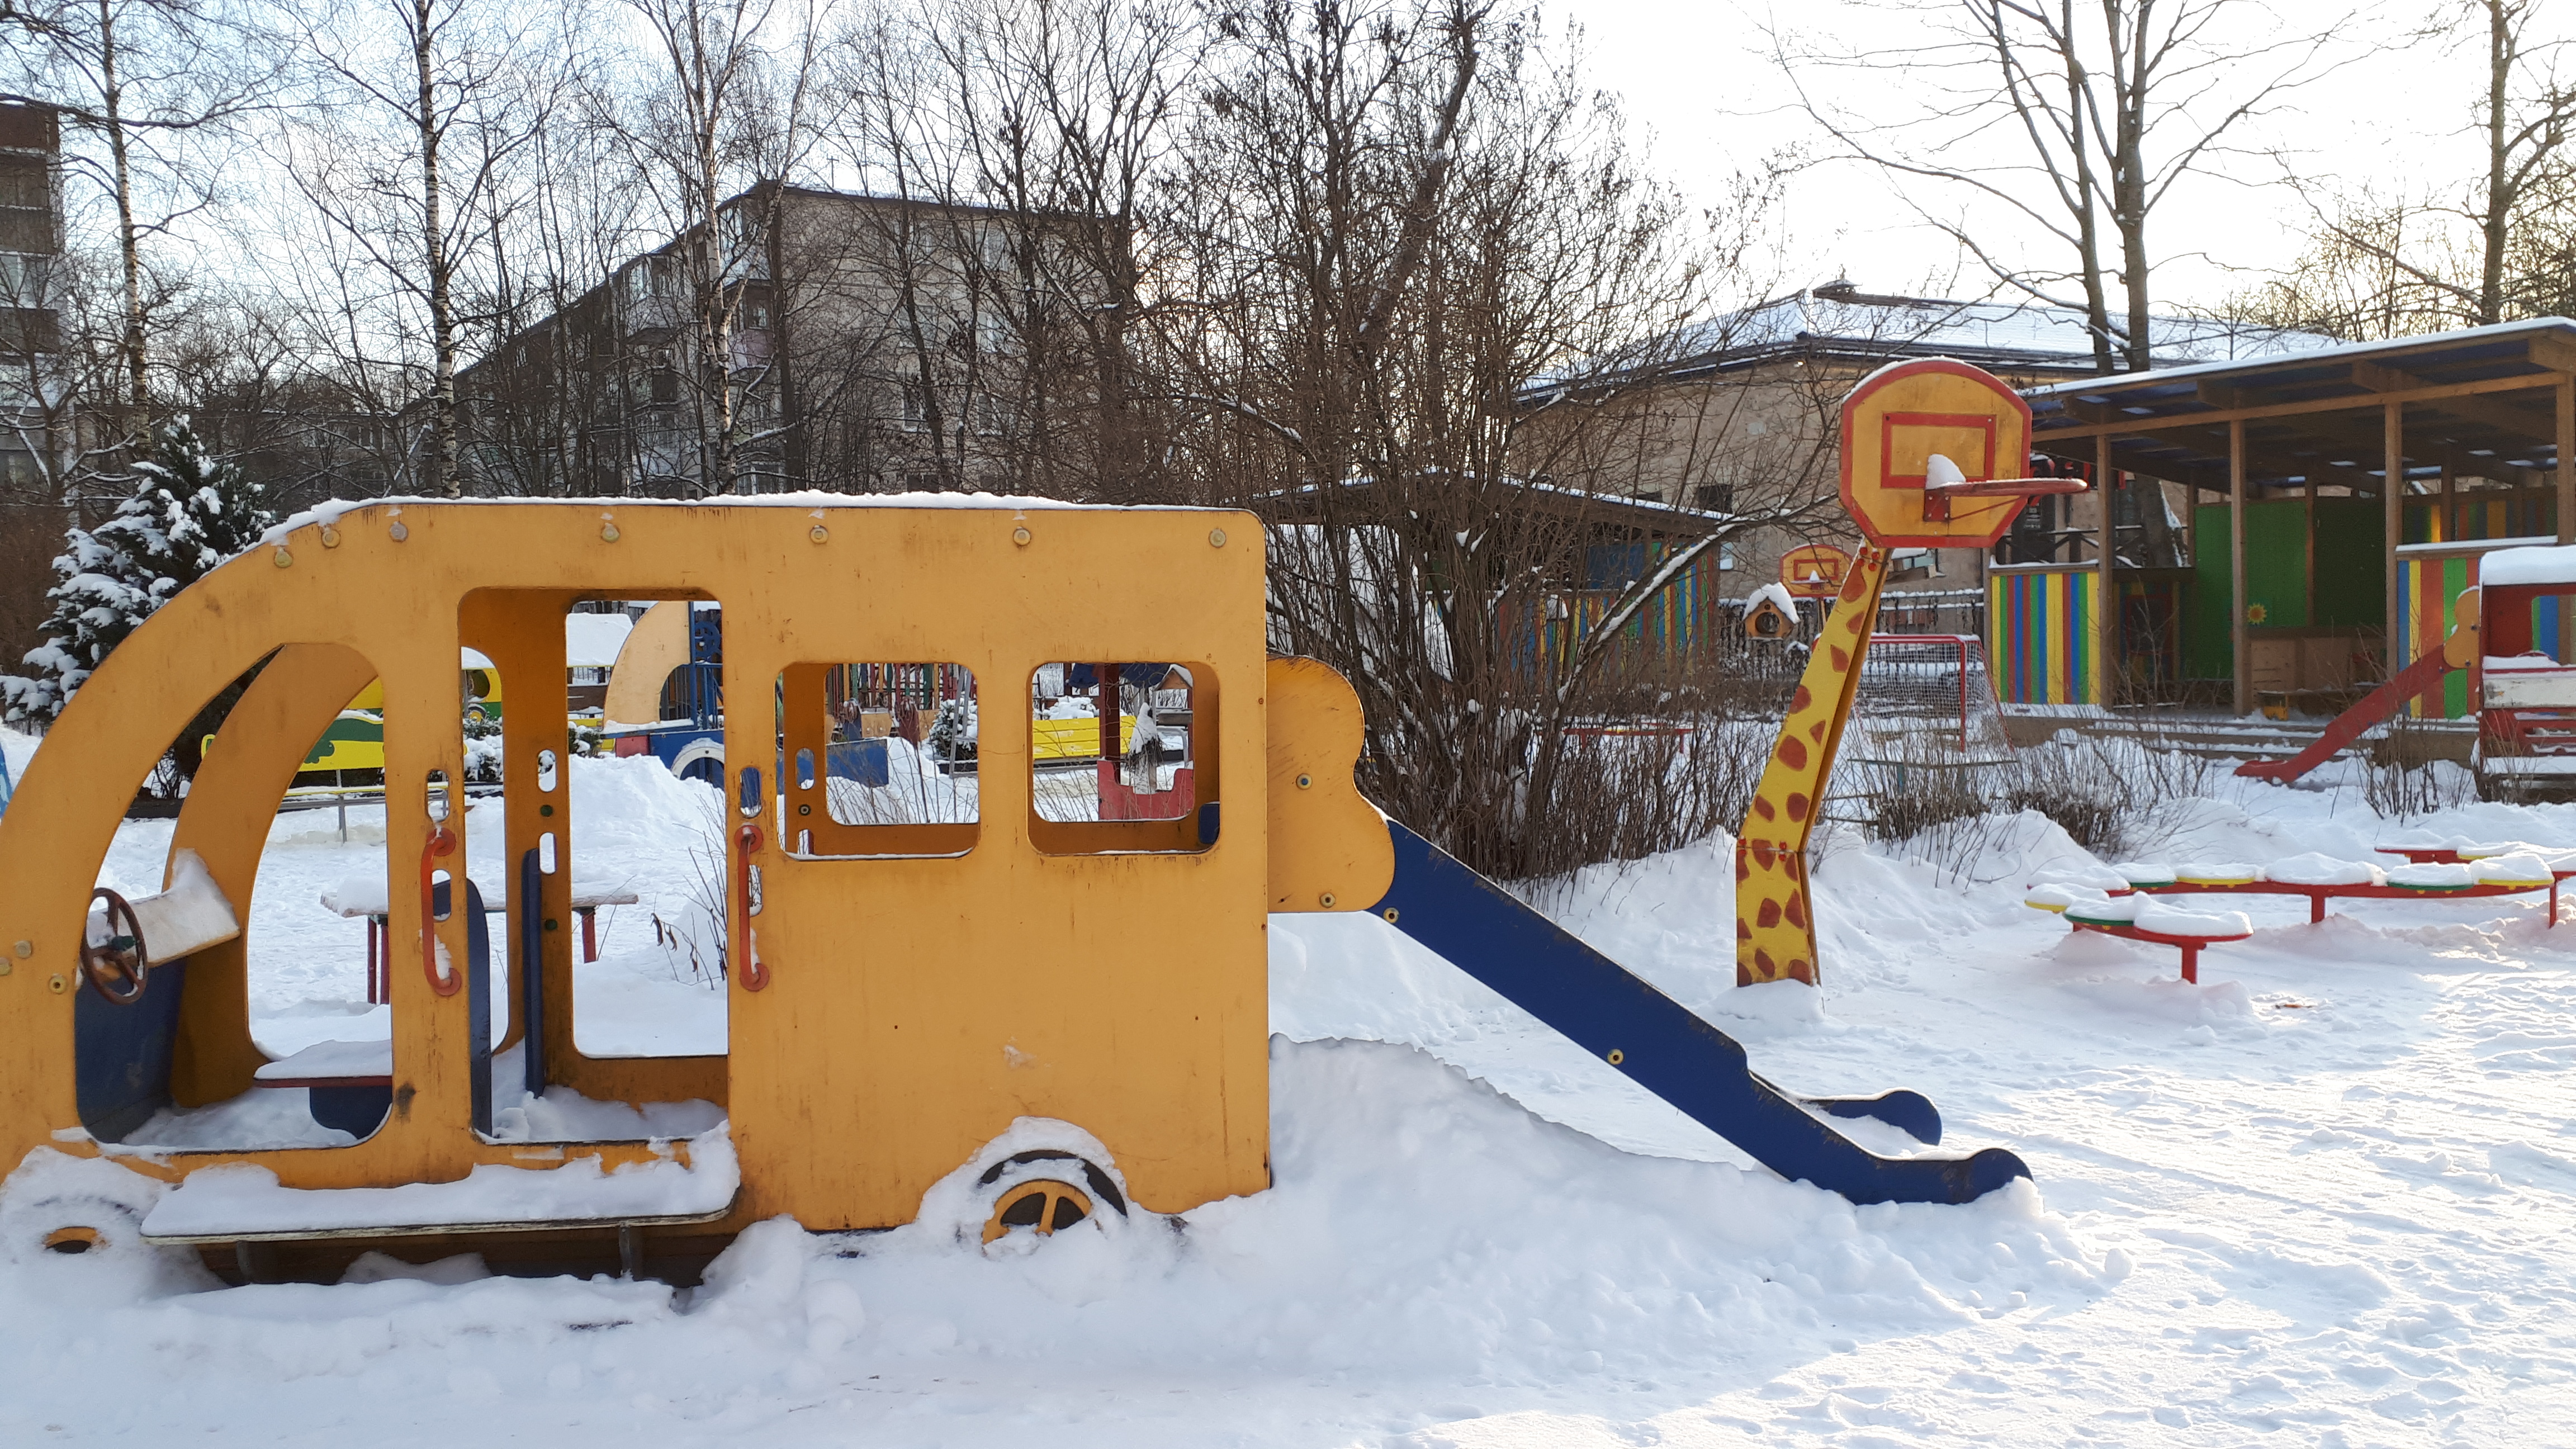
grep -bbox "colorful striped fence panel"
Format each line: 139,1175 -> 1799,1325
2396,547 -> 2565,717
1986,567 -> 2099,705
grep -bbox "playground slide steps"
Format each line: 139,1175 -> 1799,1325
2005,709 -> 2473,765
1369,820 -> 2029,1207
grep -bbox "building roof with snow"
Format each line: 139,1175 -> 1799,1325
1524,281 -> 2331,400
2024,316 -> 2576,490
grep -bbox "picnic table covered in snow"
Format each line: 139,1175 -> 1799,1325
321,873 -> 641,1003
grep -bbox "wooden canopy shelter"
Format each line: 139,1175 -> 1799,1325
2023,318 -> 2576,713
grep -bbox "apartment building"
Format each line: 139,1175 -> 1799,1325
454,184 -> 1119,500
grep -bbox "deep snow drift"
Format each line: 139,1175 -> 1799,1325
4,743 -> 2576,1444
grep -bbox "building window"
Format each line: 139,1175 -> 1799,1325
1717,542 -> 1736,571
1695,482 -> 1735,514
900,383 -> 926,432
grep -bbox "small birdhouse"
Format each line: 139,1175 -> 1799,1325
1745,596 -> 1797,640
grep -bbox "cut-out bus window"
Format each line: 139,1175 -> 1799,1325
1029,661 -> 1216,855
776,661 -> 978,858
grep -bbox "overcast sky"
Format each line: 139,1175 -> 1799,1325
1567,0 -> 2513,315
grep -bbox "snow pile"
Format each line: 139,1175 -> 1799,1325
2262,853 -> 2385,886
2028,861 -> 2129,893
2472,852 -> 2555,886
562,613 -> 633,669
253,1040 -> 390,1082
2023,881 -> 2109,912
2056,892 -> 2246,936
16,728 -> 2576,1438
2173,860 -> 2256,884
2388,861 -> 2476,888
0,1150 -> 217,1305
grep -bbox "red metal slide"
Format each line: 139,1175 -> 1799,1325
2235,645 -> 2460,783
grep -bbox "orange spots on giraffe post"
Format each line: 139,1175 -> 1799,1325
1734,540 -> 1890,992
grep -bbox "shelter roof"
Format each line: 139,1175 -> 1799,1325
1526,283 -> 2326,400
2023,318 -> 2576,492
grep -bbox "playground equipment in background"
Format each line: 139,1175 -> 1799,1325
2239,543 -> 2576,798
0,500 -> 2024,1286
1736,358 -> 2084,988
0,744 -> 13,821
603,601 -> 726,784
1850,633 -> 2014,763
2027,845 -> 2575,981
1743,589 -> 1798,640
1779,543 -> 1851,599
209,617 -> 638,785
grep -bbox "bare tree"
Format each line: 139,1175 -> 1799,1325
1775,1 -> 2336,372
1154,0 -> 1793,876
2,0 -> 278,468
586,0 -> 835,496
2230,1 -> 2576,338
292,0 -> 568,496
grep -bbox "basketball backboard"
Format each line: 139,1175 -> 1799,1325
1838,358 -> 2077,549
1778,543 -> 1851,599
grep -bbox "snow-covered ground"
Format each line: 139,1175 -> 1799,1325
7,738 -> 2576,1443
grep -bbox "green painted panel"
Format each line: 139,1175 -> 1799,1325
2242,500 -> 2310,628
2311,499 -> 2386,629
2190,504 -> 2233,680
2189,499 -> 2387,683
2443,556 -> 2469,717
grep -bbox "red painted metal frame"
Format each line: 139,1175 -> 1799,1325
2144,877 -> 2565,926
2066,919 -> 2251,984
2057,851 -> 2569,982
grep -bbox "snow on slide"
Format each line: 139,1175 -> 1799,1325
1372,820 -> 2025,1203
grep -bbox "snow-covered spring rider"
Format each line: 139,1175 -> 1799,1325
0,498 -> 2026,1284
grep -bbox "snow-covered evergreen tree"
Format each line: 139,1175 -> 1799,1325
1,421 -> 273,725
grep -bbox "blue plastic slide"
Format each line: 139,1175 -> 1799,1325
1368,821 -> 2030,1206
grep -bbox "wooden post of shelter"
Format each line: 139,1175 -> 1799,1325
2096,435 -> 2115,706
2559,377 -> 2574,659
2230,420 -> 2249,716
2384,401 -> 2403,680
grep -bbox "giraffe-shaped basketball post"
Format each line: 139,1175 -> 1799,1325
1736,358 -> 2087,987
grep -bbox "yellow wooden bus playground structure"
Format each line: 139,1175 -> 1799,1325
0,485 -> 2026,1285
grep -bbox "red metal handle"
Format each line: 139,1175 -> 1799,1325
735,822 -> 769,992
422,824 -> 462,997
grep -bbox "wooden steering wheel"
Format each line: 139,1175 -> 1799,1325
81,887 -> 149,1005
